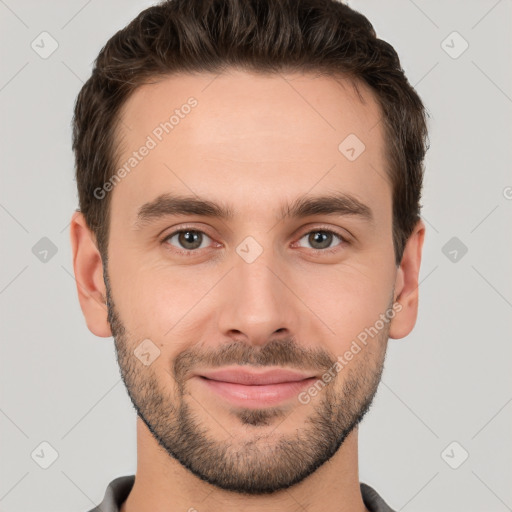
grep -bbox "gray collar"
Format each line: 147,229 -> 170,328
87,475 -> 396,512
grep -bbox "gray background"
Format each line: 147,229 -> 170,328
1,0 -> 511,511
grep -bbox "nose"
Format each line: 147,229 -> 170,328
216,250 -> 303,347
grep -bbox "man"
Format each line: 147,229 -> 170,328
70,0 -> 428,511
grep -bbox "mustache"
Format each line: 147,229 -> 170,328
172,337 -> 336,383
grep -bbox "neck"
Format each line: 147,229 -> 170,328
120,418 -> 369,512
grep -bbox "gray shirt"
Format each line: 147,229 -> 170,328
87,475 -> 396,512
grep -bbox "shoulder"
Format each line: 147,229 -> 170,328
360,482 -> 396,512
85,475 -> 135,512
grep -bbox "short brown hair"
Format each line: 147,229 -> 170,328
72,0 -> 429,266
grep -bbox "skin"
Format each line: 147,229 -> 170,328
70,70 -> 425,512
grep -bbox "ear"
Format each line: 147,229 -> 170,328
69,211 -> 112,338
389,219 -> 426,339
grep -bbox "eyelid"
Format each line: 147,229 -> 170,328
295,221 -> 352,240
158,222 -> 215,239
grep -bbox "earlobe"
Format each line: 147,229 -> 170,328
69,211 -> 112,338
389,219 -> 426,340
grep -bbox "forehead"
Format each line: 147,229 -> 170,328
111,70 -> 389,223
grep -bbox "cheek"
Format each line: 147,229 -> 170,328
115,265 -> 214,349
297,265 -> 393,351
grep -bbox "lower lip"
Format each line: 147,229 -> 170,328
196,376 -> 316,408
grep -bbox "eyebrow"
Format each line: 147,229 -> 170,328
134,192 -> 373,229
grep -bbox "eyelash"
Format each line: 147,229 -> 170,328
160,225 -> 350,256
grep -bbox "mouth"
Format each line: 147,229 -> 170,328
193,367 -> 318,408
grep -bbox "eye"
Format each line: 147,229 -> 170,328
295,228 -> 348,252
162,229 -> 213,253
160,226 -> 349,256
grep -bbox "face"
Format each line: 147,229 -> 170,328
101,70 -> 400,494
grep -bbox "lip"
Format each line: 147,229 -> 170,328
196,367 -> 316,385
193,367 -> 318,408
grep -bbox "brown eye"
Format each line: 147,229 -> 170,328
296,229 -> 346,251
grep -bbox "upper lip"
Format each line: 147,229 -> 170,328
196,367 -> 317,385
